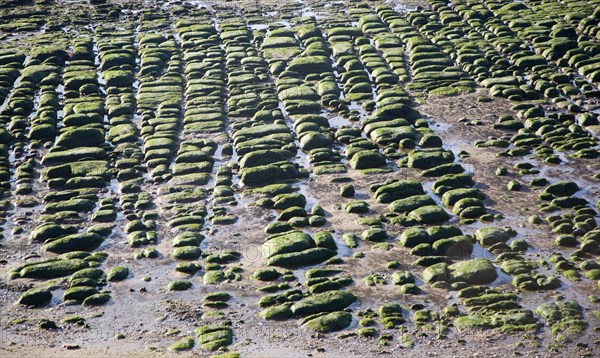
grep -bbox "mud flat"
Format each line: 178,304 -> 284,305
0,0 -> 599,357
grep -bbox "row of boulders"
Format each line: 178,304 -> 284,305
232,16 -> 360,334
26,37 -> 114,308
1,46 -> 65,215
261,26 -> 302,75
0,47 -> 56,233
164,20 -> 220,266
0,51 -> 24,107
98,30 -> 158,250
257,269 -> 357,332
275,19 -> 346,175
226,20 -> 303,187
425,0 -> 542,102
326,8 -> 417,172
318,15 -> 391,170
535,180 -> 600,255
336,6 -> 494,222
13,251 -> 128,307
136,30 -> 183,182
453,285 -> 538,332
485,0 -> 600,94
377,5 -> 475,95
509,105 -> 599,159
38,36 -> 110,253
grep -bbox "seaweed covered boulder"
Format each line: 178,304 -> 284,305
287,56 -> 332,74
433,236 -> 473,257
280,86 -> 319,101
449,259 -> 497,285
373,103 -> 421,122
42,147 -> 108,166
378,303 -> 405,328
406,149 -> 454,169
42,232 -> 104,253
195,323 -> 233,351
17,287 -> 52,306
373,179 -> 424,203
302,311 -> 352,332
349,150 -> 386,169
422,262 -> 450,283
44,160 -> 110,181
12,258 -> 90,279
168,337 -> 194,352
107,266 -> 129,282
399,227 -> 431,247
441,188 -> 485,207
261,231 -> 314,258
453,285 -> 538,332
54,128 -> 105,148
260,304 -> 293,320
31,224 -> 78,242
360,227 -> 387,241
432,173 -> 475,195
388,195 -> 435,213
369,126 -> 417,145
399,225 -> 464,249
171,246 -> 202,260
240,163 -> 298,187
266,247 -> 335,267
234,123 -> 289,142
239,149 -> 291,168
261,231 -> 335,268
423,258 -> 497,285
452,198 -> 485,219
406,205 -> 449,224
454,297 -> 536,331
299,132 -> 333,151
272,193 -> 306,210
474,227 -> 516,247
535,301 -> 587,335
63,286 -> 98,302
543,180 -> 579,197
291,290 -> 356,316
